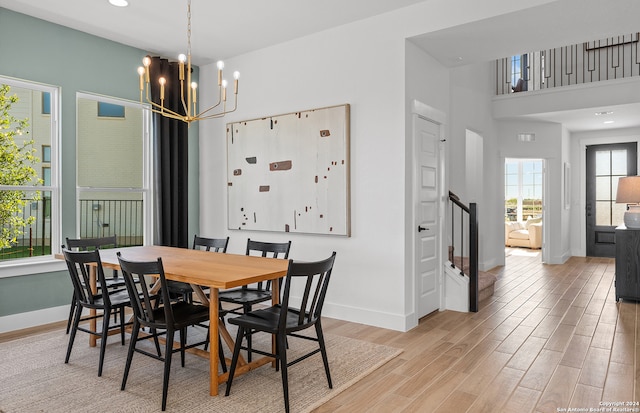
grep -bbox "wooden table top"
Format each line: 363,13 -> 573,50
97,245 -> 290,290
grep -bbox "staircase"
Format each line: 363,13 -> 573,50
449,253 -> 497,302
446,192 -> 497,312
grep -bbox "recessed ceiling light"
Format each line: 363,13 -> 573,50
603,120 -> 615,124
595,111 -> 614,116
109,0 -> 129,7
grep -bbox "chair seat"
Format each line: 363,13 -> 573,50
149,301 -> 209,329
228,306 -> 311,333
218,288 -> 272,305
92,289 -> 131,308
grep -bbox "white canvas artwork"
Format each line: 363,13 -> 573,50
227,104 -> 350,236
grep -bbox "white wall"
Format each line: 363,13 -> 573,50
449,62 -> 503,270
196,0 -> 564,331
199,17 -> 410,331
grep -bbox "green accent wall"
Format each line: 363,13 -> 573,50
0,8 -> 200,317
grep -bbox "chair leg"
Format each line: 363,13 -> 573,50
218,335 -> 227,373
66,292 -> 76,334
119,307 -> 126,346
277,333 -> 290,413
65,301 -> 82,364
244,304 -> 252,362
224,326 -> 245,396
121,320 -> 140,391
180,327 -> 186,368
151,328 -> 162,357
161,329 -> 175,411
315,322 -> 333,388
98,308 -> 110,377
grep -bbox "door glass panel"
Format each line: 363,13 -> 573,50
595,176 -> 611,200
611,150 -> 627,175
596,200 -> 612,226
595,151 -> 610,175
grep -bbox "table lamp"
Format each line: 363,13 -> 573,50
615,176 -> 640,228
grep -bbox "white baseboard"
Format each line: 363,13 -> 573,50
0,305 -> 69,334
321,302 -> 409,332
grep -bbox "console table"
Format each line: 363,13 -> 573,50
614,225 -> 640,302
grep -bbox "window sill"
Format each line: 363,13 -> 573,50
0,256 -> 66,278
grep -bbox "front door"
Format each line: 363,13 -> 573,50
586,142 -> 637,257
414,115 -> 442,318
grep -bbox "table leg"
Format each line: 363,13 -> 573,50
89,265 -> 97,347
209,288 -> 220,396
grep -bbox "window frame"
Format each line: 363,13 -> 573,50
0,76 -> 62,277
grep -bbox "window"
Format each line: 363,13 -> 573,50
97,101 -> 125,118
76,93 -> 151,246
505,159 -> 543,222
42,91 -> 51,115
511,55 -> 522,86
0,77 -> 59,265
511,54 -> 529,90
42,145 -> 51,162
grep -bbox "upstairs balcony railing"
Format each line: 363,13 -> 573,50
496,32 -> 640,95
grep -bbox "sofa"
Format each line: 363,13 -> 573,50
505,217 -> 542,249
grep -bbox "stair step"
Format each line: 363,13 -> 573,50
478,271 -> 497,302
450,255 -> 497,301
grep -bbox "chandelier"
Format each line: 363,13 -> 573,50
136,0 -> 239,124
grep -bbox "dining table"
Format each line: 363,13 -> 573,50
94,245 -> 290,396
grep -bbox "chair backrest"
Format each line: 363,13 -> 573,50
245,239 -> 291,291
246,239 -> 291,259
117,253 -> 174,328
66,235 -> 119,278
65,235 -> 118,251
279,252 -> 337,330
62,247 -> 112,307
193,235 -> 229,253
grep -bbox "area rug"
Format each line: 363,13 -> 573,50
0,326 -> 401,413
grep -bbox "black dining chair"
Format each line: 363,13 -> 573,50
225,252 -> 337,413
165,235 -> 230,303
62,247 -> 132,377
218,239 -> 291,360
64,235 -> 123,334
117,252 -> 213,411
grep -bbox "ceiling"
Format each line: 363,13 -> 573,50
1,0 -> 638,132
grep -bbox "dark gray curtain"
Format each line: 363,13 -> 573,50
148,57 -> 189,248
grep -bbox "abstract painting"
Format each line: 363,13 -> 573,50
227,104 -> 350,236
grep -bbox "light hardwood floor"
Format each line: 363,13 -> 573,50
3,249 -> 638,412
315,248 -> 639,412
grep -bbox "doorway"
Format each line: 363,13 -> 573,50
585,142 -> 637,257
504,158 -> 544,256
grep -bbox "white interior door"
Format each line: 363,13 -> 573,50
415,115 -> 442,318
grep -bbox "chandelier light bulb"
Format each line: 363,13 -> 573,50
191,82 -> 198,90
178,54 -> 187,63
137,66 -> 145,76
233,71 -> 240,80
142,56 -> 151,67
217,61 -> 225,70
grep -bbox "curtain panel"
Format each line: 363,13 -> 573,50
148,57 -> 189,248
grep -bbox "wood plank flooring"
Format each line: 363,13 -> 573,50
3,248 -> 638,412
316,248 -> 639,412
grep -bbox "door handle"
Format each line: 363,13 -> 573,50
418,225 -> 427,232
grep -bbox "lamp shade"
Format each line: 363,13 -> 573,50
616,176 -> 640,203
616,176 -> 640,229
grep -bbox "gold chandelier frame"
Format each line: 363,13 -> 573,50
136,0 -> 239,124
